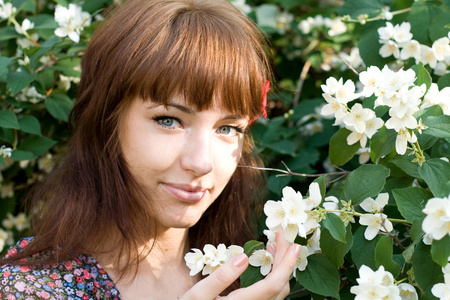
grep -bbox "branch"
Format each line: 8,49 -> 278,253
238,161 -> 350,178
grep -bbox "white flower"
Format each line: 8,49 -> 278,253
321,93 -> 347,125
14,212 -> 29,231
0,228 -> 9,252
15,18 -> 34,35
249,249 -> 273,276
400,40 -> 421,60
276,11 -> 294,35
432,37 -> 450,61
380,40 -> 400,58
378,66 -> 416,92
359,66 -> 382,97
431,274 -> 450,300
351,265 -> 400,300
364,116 -> 384,139
395,128 -> 417,155
0,145 -> 12,158
398,283 -> 418,300
343,104 -> 376,134
304,182 -> 321,210
347,130 -> 368,148
230,0 -> 251,15
393,22 -> 413,44
340,47 -> 364,70
202,243 -> 227,275
264,200 -> 286,231
184,248 -> 205,276
225,245 -> 244,262
2,212 -> 15,229
327,17 -> 347,36
298,19 -> 312,34
323,196 -> 339,212
378,22 -> 395,41
381,6 -> 393,20
0,1 -> 15,20
0,182 -> 14,199
422,196 -> 450,241
292,246 -> 310,277
17,86 -> 45,104
307,229 -> 321,254
434,62 -> 448,76
360,193 -> 389,213
336,79 -> 360,104
419,45 -> 438,68
385,113 -> 418,132
321,77 -> 343,95
263,229 -> 276,247
54,4 -> 91,43
359,213 -> 393,240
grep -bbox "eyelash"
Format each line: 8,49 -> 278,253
152,115 -> 247,134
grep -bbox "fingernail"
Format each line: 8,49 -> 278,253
291,244 -> 301,257
232,253 -> 247,268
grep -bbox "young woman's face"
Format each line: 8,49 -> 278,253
120,96 -> 249,230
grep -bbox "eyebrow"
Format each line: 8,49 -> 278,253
146,102 -> 246,121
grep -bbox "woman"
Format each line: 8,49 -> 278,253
0,0 -> 300,299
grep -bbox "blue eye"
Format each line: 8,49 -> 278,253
217,125 -> 245,136
153,116 -> 181,129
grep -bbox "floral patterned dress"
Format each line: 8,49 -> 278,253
0,238 -> 122,300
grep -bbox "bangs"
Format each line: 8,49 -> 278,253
117,0 -> 271,118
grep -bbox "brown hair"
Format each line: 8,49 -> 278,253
2,0 -> 271,281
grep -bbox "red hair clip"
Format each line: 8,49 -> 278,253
250,80 -> 270,124
261,80 -> 270,118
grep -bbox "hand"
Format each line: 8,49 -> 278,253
180,230 -> 301,300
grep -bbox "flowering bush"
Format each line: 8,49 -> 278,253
1,0 -> 450,299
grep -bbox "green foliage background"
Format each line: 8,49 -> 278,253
1,0 -> 449,299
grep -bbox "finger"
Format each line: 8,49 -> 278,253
225,244 -> 301,299
272,229 -> 290,268
180,253 -> 249,300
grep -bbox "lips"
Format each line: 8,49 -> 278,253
162,183 -> 207,202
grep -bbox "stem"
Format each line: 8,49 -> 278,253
287,288 -> 307,297
237,164 -> 350,178
325,210 -> 410,225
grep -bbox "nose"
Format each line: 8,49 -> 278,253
180,131 -> 214,176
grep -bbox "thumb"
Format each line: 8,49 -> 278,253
181,253 -> 249,300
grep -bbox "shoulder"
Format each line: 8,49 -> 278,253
1,239 -> 122,300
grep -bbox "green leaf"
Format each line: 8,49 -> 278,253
45,94 -> 73,122
6,72 -> 37,95
374,235 -> 401,277
418,159 -> 450,198
431,235 -> 450,267
410,217 -> 425,243
0,57 -> 14,73
243,240 -> 265,256
240,241 -> 265,287
296,254 -> 341,299
438,73 -> 450,90
0,27 -> 20,42
358,20 -> 392,68
413,241 -> 444,296
17,136 -> 57,156
264,140 -> 295,156
392,187 -> 433,223
351,226 -> 379,270
412,63 -> 432,91
390,152 -> 422,179
322,213 -> 346,243
268,175 -> 291,194
408,1 -> 444,44
370,127 -> 397,164
423,115 -> 450,138
329,128 -> 361,166
337,0 -> 383,18
18,115 -> 42,135
0,110 -> 20,130
320,225 -> 353,268
429,12 -> 450,41
344,164 -> 390,205
10,150 -> 35,161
